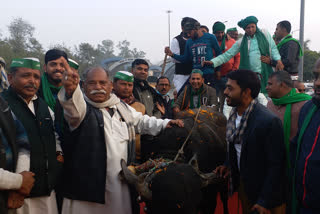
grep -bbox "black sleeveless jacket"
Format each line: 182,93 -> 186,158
2,87 -> 61,197
62,104 -> 107,203
174,33 -> 193,75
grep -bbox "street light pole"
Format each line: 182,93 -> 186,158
161,10 -> 172,76
298,0 -> 305,81
166,10 -> 172,48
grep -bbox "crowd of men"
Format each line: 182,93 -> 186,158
0,14 -> 319,214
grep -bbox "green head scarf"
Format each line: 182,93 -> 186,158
212,22 -> 227,51
10,58 -> 41,70
238,16 -> 258,30
114,71 -> 134,82
212,22 -> 225,34
227,27 -> 237,33
191,69 -> 203,76
68,58 -> 79,70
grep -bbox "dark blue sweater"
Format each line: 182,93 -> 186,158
291,100 -> 320,211
173,33 -> 222,74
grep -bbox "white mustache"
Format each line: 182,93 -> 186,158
90,89 -> 107,95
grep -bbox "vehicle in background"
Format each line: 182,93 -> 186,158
304,82 -> 314,96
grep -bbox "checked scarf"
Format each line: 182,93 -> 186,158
226,99 -> 257,195
226,99 -> 258,145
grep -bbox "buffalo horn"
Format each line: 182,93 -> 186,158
120,159 -> 152,200
189,155 -> 223,187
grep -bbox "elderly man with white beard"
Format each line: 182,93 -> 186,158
57,59 -> 184,214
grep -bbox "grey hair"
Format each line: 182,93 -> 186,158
82,66 -> 110,81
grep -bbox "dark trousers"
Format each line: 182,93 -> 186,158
300,206 -> 320,214
203,73 -> 215,87
238,181 -> 286,214
212,76 -> 227,113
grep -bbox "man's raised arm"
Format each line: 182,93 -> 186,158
58,58 -> 86,131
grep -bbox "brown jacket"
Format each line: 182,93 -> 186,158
267,100 -> 307,140
173,84 -> 218,111
130,101 -> 145,161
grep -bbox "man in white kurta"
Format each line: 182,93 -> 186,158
58,63 -> 183,214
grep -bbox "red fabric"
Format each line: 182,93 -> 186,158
302,125 -> 320,206
218,35 -> 240,77
214,192 -> 242,214
139,192 -> 242,214
140,202 -> 146,214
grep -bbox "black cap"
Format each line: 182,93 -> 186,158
183,18 -> 200,31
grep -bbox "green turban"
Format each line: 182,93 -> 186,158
191,69 -> 203,76
227,27 -> 237,33
212,22 -> 226,34
68,58 -> 79,70
238,16 -> 258,30
114,71 -> 134,82
10,58 -> 40,70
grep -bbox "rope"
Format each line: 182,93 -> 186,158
181,86 -> 188,110
174,107 -> 202,162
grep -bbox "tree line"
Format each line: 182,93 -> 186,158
0,18 -> 319,81
0,18 -> 146,74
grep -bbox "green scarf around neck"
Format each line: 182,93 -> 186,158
220,35 -> 226,51
41,73 -> 62,110
239,28 -> 273,95
272,88 -> 311,170
190,85 -> 204,109
277,34 -> 303,57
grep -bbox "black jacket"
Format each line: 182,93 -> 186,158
37,81 -> 66,143
271,36 -> 301,75
133,78 -> 162,118
229,103 -> 286,209
159,96 -> 174,119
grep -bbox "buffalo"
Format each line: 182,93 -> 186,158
122,106 -> 228,214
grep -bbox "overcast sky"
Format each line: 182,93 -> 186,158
1,0 -> 319,64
